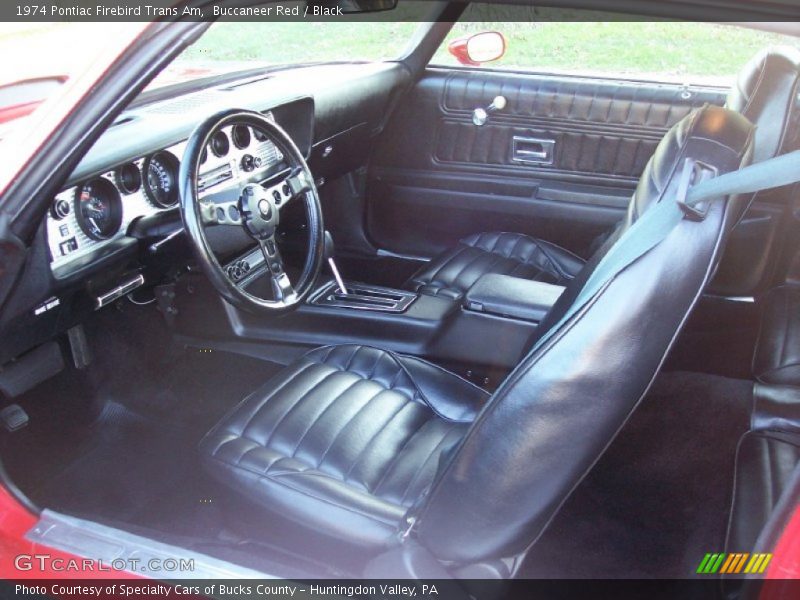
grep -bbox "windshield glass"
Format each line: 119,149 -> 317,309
0,5 -> 429,137
149,20 -> 420,91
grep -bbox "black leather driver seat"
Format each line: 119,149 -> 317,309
405,48 -> 800,300
201,106 -> 754,574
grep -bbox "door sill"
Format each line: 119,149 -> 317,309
26,510 -> 272,579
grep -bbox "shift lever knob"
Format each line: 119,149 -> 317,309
323,230 -> 348,294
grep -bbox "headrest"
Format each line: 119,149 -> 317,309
727,47 -> 800,162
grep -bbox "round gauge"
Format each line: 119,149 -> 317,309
114,163 -> 142,195
143,152 -> 180,208
210,131 -> 230,157
232,125 -> 251,150
74,178 -> 123,241
50,198 -> 71,220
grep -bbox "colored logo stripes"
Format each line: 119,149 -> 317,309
696,553 -> 772,574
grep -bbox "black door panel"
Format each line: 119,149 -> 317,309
433,119 -> 660,183
368,67 -> 726,259
369,169 -> 630,258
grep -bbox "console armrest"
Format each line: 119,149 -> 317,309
464,274 -> 564,322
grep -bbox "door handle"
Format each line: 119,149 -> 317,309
512,136 -> 555,165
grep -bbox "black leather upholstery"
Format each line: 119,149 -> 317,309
709,48 -> 800,296
726,430 -> 800,555
406,231 -> 584,299
203,106 -> 754,571
752,382 -> 800,434
200,344 -> 488,550
463,274 -> 564,323
727,47 -> 800,165
753,285 -> 800,385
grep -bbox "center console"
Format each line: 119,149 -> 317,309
169,259 -> 566,382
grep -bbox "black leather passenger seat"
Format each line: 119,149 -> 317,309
406,231 -> 584,299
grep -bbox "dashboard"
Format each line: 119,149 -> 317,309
0,61 -> 410,367
47,114 -> 285,273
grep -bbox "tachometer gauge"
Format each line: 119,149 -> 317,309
143,151 -> 180,208
74,178 -> 123,241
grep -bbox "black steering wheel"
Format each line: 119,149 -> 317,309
178,109 -> 324,314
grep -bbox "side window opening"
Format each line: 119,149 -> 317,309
432,5 -> 800,87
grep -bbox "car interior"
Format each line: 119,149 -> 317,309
1,6 -> 800,585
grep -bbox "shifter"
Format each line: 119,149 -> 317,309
323,231 -> 348,295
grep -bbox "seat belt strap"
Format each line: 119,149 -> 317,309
531,148 -> 800,354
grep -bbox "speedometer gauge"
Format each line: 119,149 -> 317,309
143,151 -> 180,208
74,178 -> 123,241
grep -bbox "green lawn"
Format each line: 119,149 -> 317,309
180,22 -> 418,63
436,21 -> 800,84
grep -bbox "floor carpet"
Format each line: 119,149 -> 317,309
520,370 -> 753,579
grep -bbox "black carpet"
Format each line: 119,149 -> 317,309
1,301 -> 281,539
520,371 -> 753,579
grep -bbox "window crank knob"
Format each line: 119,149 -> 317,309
489,95 -> 507,111
473,95 -> 507,126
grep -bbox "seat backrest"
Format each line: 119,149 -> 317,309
707,47 -> 800,296
413,106 -> 754,567
727,47 -> 800,164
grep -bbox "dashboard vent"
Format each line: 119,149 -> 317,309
221,75 -> 273,91
149,90 -> 226,115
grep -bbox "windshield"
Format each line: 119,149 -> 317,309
149,21 -> 420,92
0,7 -> 428,138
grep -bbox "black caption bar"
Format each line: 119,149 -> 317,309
2,579 -> 800,600
2,0 -> 800,23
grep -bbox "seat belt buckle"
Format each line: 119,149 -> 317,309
675,158 -> 708,222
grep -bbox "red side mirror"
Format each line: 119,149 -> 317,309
448,37 -> 479,66
448,31 -> 506,66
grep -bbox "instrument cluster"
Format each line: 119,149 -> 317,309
47,115 -> 283,272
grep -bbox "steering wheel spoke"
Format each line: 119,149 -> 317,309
259,237 -> 296,301
285,167 -> 312,201
198,199 -> 242,226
